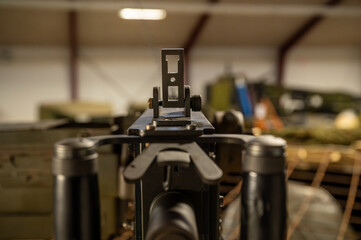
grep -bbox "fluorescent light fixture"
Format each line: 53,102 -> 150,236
119,8 -> 167,20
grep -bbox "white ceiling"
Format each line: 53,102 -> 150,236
0,0 -> 360,47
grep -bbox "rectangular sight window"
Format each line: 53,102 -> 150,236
162,49 -> 184,108
168,86 -> 179,101
166,55 -> 179,73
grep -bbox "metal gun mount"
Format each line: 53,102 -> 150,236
129,48 -> 208,137
53,48 -> 287,240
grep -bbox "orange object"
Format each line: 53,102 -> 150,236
254,98 -> 283,130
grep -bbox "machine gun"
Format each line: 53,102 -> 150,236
53,48 -> 287,240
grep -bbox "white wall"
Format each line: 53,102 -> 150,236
0,47 -> 69,122
190,47 -> 276,98
0,46 -> 360,122
285,47 -> 361,96
78,48 -> 161,116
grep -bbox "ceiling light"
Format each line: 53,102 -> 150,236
119,8 -> 167,20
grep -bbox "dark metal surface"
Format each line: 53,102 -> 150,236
153,108 -> 191,127
53,138 -> 98,176
123,143 -> 222,185
162,49 -> 184,108
52,48 -> 287,240
52,132 -> 282,240
127,109 -> 214,137
190,94 -> 202,112
86,133 -> 254,147
146,192 -> 199,240
222,181 -> 359,240
152,87 -> 160,118
241,173 -> 287,240
123,142 -> 222,240
53,137 -> 101,240
152,49 -> 202,123
185,86 -> 191,117
53,174 -> 101,240
157,150 -> 190,167
241,135 -> 287,240
243,135 -> 286,174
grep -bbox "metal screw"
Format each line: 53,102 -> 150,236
186,123 -> 196,130
148,98 -> 153,109
219,195 -> 224,207
146,124 -> 156,131
209,152 -> 216,160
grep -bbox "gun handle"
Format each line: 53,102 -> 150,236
53,138 -> 101,240
241,173 -> 286,240
54,174 -> 101,240
240,136 -> 287,240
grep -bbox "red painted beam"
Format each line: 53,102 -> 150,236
183,0 -> 219,85
68,10 -> 78,101
277,0 -> 343,86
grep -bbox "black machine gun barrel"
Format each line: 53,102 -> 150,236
52,48 -> 287,240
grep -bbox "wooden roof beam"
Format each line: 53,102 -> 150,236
276,0 -> 344,86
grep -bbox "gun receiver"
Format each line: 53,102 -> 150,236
53,48 -> 287,240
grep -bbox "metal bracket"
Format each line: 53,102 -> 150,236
157,150 -> 191,168
123,142 -> 223,185
146,48 -> 203,135
162,48 -> 184,108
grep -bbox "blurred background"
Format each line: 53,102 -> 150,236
0,0 -> 360,239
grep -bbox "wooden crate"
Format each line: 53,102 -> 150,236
0,127 -> 118,239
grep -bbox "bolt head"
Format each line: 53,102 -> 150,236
146,124 -> 156,131
190,95 -> 202,111
186,123 -> 197,130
